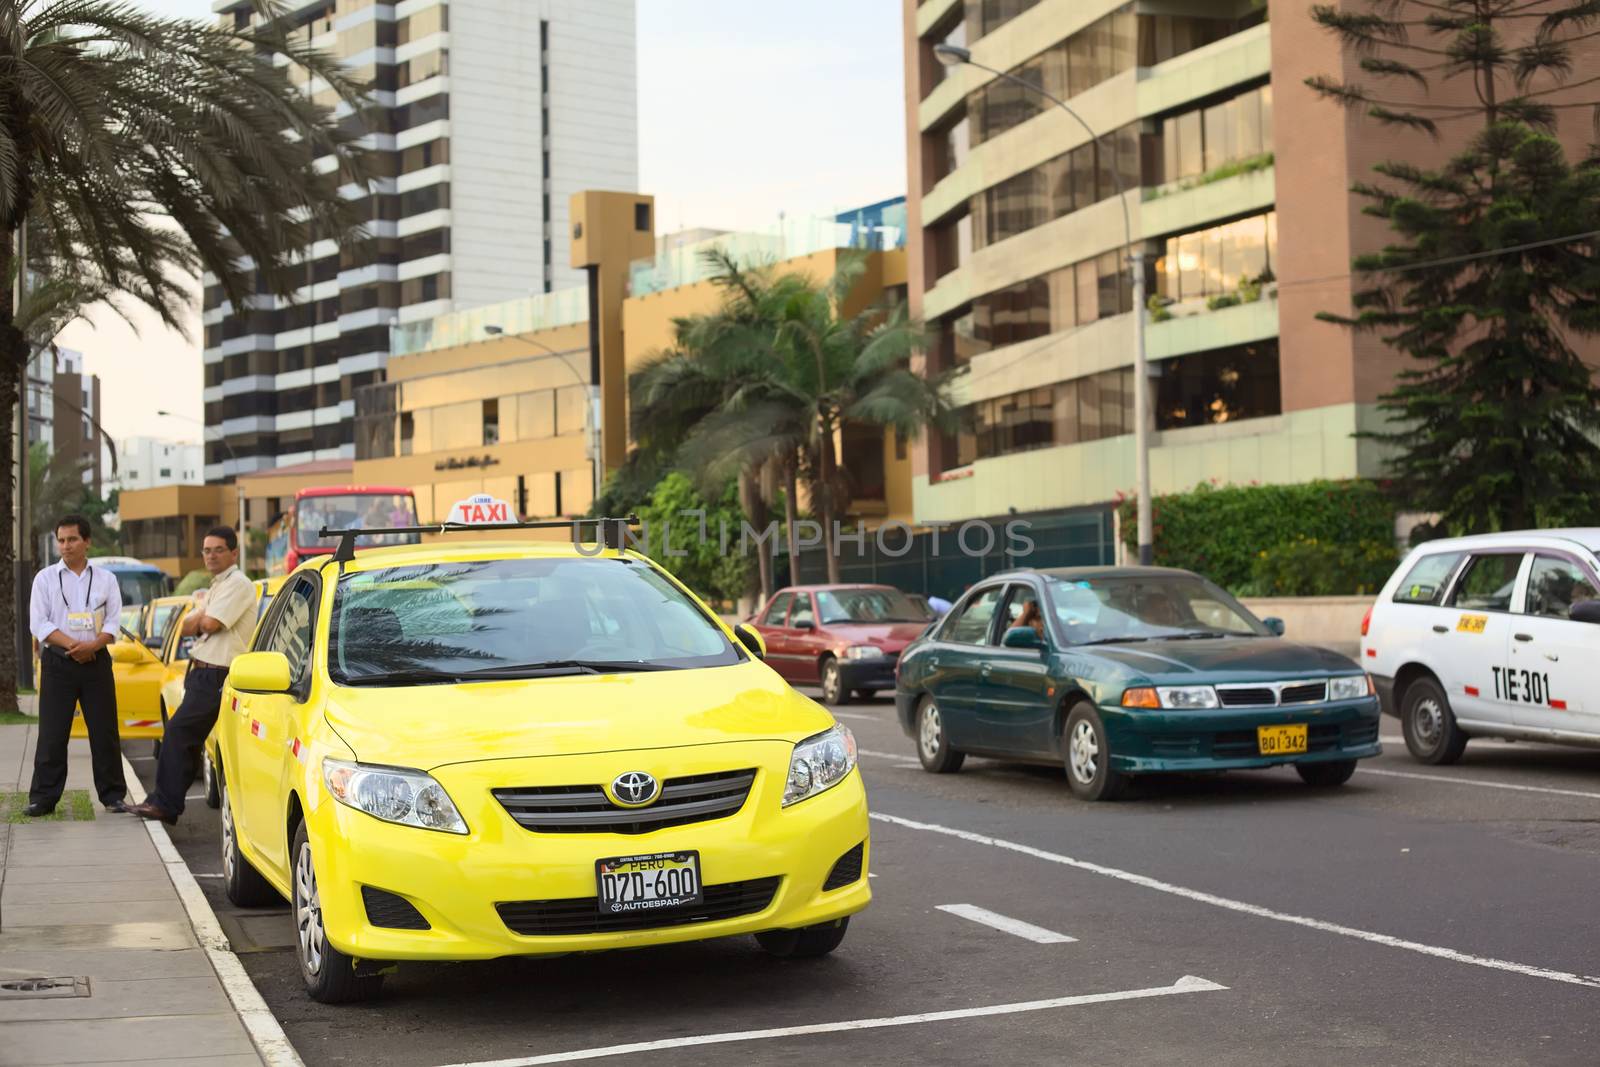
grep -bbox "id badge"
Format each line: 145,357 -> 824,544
66,611 -> 97,637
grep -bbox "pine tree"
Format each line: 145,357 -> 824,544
1310,1 -> 1600,532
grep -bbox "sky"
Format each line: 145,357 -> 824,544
63,0 -> 907,447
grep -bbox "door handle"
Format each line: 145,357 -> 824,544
1432,625 -> 1448,634
1514,633 -> 1533,643
928,657 -> 939,669
1545,653 -> 1560,662
980,664 -> 993,677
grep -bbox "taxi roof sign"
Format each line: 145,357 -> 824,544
448,494 -> 515,526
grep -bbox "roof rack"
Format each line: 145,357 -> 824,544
317,516 -> 640,565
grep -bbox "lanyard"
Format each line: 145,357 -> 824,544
58,565 -> 94,612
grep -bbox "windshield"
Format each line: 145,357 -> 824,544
1045,575 -> 1268,645
816,588 -> 932,624
328,557 -> 742,684
147,602 -> 182,640
296,494 -> 420,550
111,569 -> 169,605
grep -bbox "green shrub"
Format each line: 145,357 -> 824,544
1206,293 -> 1241,311
1117,480 -> 1397,592
1147,293 -> 1173,323
1247,537 -> 1398,597
635,472 -> 752,606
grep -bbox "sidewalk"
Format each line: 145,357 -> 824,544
0,703 -> 292,1066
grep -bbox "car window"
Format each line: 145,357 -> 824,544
1044,574 -> 1267,644
1000,585 -> 1043,640
760,593 -> 793,626
1524,555 -> 1599,620
790,594 -> 815,628
816,588 -> 927,624
1446,553 -> 1523,612
1392,551 -> 1464,606
260,576 -> 318,688
943,587 -> 1004,644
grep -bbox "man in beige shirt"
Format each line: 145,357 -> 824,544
127,526 -> 257,825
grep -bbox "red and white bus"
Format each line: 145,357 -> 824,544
266,486 -> 421,576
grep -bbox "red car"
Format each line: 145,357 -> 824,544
750,584 -> 935,705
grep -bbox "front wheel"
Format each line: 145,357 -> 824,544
916,696 -> 965,774
1296,759 -> 1358,787
202,749 -> 221,809
1064,704 -> 1127,802
755,916 -> 849,959
820,658 -> 848,705
1401,677 -> 1468,765
292,823 -> 384,1004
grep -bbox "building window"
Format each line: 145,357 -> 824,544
1156,340 -> 1281,429
930,212 -> 973,279
399,411 -> 414,456
1156,211 -> 1277,305
964,366 -> 1138,463
483,399 -> 500,445
159,468 -> 171,478
972,125 -> 1139,249
1158,84 -> 1272,185
635,202 -> 651,232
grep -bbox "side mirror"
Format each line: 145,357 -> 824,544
793,619 -> 814,631
1569,599 -> 1600,624
1263,617 -> 1286,636
230,651 -> 293,693
108,642 -> 147,664
734,622 -> 766,659
1001,625 -> 1043,650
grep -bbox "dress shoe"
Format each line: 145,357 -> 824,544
105,800 -> 133,814
122,800 -> 178,826
23,803 -> 54,818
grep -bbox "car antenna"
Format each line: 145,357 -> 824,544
318,516 -> 641,569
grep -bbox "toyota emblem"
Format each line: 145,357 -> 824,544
611,771 -> 660,807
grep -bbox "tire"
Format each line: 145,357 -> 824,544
1063,703 -> 1128,802
855,689 -> 878,701
221,780 -> 281,907
1296,759 -> 1358,787
820,657 -> 848,705
202,748 -> 221,810
1400,677 -> 1468,765
151,739 -> 162,761
755,916 -> 849,959
155,699 -> 168,762
292,823 -> 384,1004
915,695 -> 965,774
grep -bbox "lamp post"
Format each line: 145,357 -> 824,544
484,325 -> 604,510
934,43 -> 1153,565
157,410 -> 245,532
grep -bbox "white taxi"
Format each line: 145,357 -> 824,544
1363,530 -> 1600,762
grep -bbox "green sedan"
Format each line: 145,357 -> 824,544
894,566 -> 1381,800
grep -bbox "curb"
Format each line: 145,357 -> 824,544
122,752 -> 305,1067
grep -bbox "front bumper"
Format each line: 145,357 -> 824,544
306,743 -> 871,961
836,655 -> 899,693
1372,673 -> 1398,717
1100,696 -> 1382,773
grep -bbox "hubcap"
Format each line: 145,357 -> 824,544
1412,697 -> 1444,747
919,704 -> 943,760
295,842 -> 324,977
823,663 -> 840,702
220,785 -> 236,882
1069,720 -> 1100,784
202,754 -> 214,798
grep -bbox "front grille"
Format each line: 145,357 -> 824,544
496,877 -> 780,936
1217,687 -> 1276,707
822,843 -> 865,890
361,886 -> 430,930
1280,682 -> 1328,704
493,769 -> 756,835
1217,681 -> 1330,707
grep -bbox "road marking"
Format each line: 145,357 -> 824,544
831,711 -> 877,721
193,873 -> 224,879
1380,734 -> 1526,748
1357,766 -> 1600,801
873,811 -> 1600,990
893,763 -> 921,770
433,976 -> 1224,1066
937,904 -> 1077,944
858,748 -> 907,760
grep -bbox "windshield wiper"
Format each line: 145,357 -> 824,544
337,668 -> 470,686
1073,636 -> 1152,646
458,659 -> 677,677
1161,631 -> 1237,641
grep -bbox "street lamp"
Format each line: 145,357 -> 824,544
484,324 -> 605,509
157,410 -> 245,532
934,43 -> 1154,565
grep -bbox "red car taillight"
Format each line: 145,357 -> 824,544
1360,604 -> 1374,637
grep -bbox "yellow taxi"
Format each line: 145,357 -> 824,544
196,577 -> 287,808
61,595 -> 194,750
215,535 -> 869,1003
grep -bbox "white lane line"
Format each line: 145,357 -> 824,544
831,711 -> 877,721
873,811 -> 1600,990
893,763 -> 921,770
858,748 -> 908,760
1357,766 -> 1600,801
937,904 -> 1077,944
432,976 -> 1225,1066
192,873 -> 224,879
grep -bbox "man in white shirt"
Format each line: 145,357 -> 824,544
127,526 -> 256,825
26,515 -> 129,817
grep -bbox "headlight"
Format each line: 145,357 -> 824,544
1156,685 -> 1219,709
842,645 -> 880,660
1328,675 -> 1373,701
783,725 -> 857,807
322,758 -> 468,834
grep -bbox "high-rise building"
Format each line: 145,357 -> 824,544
202,0 -> 638,482
900,0 -> 1599,555
25,347 -> 104,496
110,438 -> 206,493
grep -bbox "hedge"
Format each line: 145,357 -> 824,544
1247,537 -> 1398,597
1116,480 -> 1397,592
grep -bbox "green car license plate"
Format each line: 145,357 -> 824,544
596,851 -> 702,915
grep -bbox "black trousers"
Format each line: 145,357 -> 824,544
30,648 -> 127,809
149,664 -> 228,817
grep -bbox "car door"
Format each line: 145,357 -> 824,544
1509,552 -> 1600,739
238,573 -> 320,876
109,626 -> 165,728
1438,551 -> 1527,728
975,582 -> 1057,756
787,593 -> 826,684
754,593 -> 796,680
926,585 -> 1007,749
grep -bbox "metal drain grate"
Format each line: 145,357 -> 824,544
0,976 -> 91,1000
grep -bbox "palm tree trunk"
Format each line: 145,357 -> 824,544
817,418 -> 842,584
784,462 -> 802,587
738,468 -> 773,603
0,345 -> 22,714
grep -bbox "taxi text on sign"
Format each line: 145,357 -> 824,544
448,494 -> 515,525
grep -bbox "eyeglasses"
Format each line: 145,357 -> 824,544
201,547 -> 233,556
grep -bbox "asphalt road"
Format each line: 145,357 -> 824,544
130,694 -> 1600,1067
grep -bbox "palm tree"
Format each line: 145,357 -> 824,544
0,0 -> 372,704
